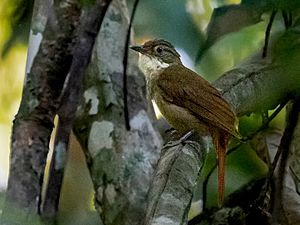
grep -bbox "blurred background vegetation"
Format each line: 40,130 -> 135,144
0,0 -> 29,190
0,0 -> 288,224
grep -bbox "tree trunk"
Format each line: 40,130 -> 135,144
1,0 -> 80,224
73,1 -> 162,224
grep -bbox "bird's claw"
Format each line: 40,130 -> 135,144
165,127 -> 176,134
165,130 -> 194,147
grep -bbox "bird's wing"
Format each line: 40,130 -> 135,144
156,64 -> 237,135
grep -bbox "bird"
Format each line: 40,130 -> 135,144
130,39 -> 239,207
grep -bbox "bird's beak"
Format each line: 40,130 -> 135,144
130,45 -> 144,54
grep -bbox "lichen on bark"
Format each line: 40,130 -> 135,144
73,1 -> 161,224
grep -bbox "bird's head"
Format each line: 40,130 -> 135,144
130,39 -> 182,76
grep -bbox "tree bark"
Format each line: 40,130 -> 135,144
41,0 -> 112,220
144,139 -> 206,225
214,29 -> 300,116
73,1 -> 162,225
271,100 -> 300,225
1,0 -> 80,224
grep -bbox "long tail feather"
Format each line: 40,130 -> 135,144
217,141 -> 226,207
211,130 -> 229,207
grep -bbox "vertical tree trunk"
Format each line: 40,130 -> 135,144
1,0 -> 80,224
41,0 -> 112,221
73,1 -> 162,224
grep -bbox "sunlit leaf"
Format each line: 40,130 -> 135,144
1,0 -> 33,58
186,0 -> 214,32
0,46 -> 26,124
197,21 -> 266,80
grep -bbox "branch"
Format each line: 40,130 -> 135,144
272,99 -> 300,225
122,0 -> 140,130
214,15 -> 300,116
285,103 -> 300,225
213,24 -> 300,116
1,0 -> 80,224
214,61 -> 299,117
41,0 -> 112,220
262,11 -> 277,58
144,138 -> 207,225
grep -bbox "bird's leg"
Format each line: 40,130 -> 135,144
165,130 -> 194,147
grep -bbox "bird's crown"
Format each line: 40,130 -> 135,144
131,39 -> 181,64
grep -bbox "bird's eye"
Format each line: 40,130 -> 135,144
156,47 -> 163,54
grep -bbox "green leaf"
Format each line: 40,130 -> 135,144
239,113 -> 262,136
197,4 -> 264,61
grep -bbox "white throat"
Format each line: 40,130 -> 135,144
138,54 -> 170,78
138,54 -> 170,99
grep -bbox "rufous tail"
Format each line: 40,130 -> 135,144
211,130 -> 229,207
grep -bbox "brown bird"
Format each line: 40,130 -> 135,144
130,39 -> 238,206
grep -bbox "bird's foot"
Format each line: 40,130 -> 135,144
165,130 -> 194,147
165,127 -> 176,134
